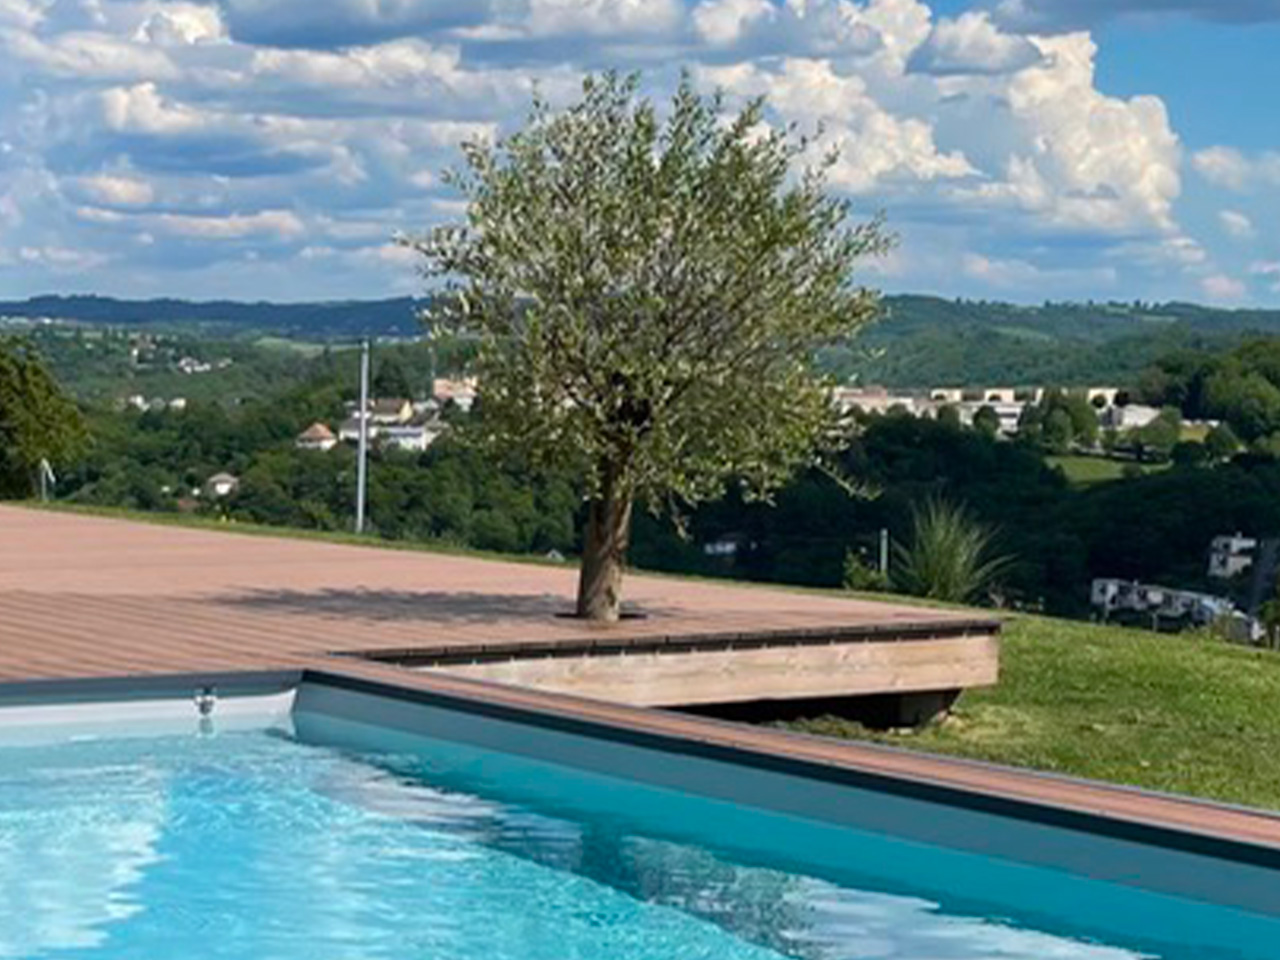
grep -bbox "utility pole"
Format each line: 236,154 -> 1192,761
355,338 -> 370,534
38,458 -> 55,503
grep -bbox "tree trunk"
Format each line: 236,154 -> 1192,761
576,467 -> 634,622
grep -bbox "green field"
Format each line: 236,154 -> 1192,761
1046,454 -> 1168,486
791,614 -> 1280,810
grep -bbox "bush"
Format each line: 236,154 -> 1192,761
893,497 -> 1013,603
843,551 -> 890,592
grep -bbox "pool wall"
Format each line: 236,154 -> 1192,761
294,670 -> 1280,926
0,671 -> 299,742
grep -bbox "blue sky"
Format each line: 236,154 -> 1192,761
1,0 -> 1278,305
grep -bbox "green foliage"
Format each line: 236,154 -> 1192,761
934,404 -> 962,430
1206,422 -> 1241,459
412,72 -> 888,510
842,550 -> 890,592
0,339 -> 86,497
1019,388 -> 1099,453
1140,339 -> 1280,444
972,404 -> 1000,437
408,72 -> 889,617
892,497 -> 1013,603
371,353 -> 414,399
1130,407 -> 1182,462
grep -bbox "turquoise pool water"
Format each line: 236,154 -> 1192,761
0,723 -> 1276,959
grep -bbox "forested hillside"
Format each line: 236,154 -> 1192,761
8,294 -> 1280,388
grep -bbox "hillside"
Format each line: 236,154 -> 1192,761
7,293 -> 1280,388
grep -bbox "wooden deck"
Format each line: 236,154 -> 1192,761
4,504 -> 1280,858
0,505 -> 997,708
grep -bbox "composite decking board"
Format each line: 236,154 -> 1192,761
0,505 -> 988,672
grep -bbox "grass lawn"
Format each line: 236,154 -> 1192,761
1046,454 -> 1167,486
791,614 -> 1280,810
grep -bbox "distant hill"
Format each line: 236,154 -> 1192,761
5,292 -> 1280,387
0,295 -> 426,338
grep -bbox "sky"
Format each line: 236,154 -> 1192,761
1,0 -> 1278,305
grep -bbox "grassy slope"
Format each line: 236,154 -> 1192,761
1045,454 -> 1168,486
16,502 -> 1280,809
793,614 -> 1280,810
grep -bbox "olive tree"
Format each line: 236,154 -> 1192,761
406,74 -> 890,621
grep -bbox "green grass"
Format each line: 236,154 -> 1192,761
1046,454 -> 1168,486
252,336 -> 330,357
791,614 -> 1280,810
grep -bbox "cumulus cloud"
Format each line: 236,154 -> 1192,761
908,11 -> 1043,76
948,32 -> 1181,234
0,0 -> 1266,302
698,57 -> 975,193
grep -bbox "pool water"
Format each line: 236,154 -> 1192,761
0,726 -> 1274,959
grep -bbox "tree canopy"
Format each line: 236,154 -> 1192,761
408,73 -> 890,619
0,339 -> 86,498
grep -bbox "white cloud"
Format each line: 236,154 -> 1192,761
1218,209 -> 1255,239
0,0 -> 1265,303
249,39 -> 460,90
908,11 -> 1043,76
691,0 -> 882,56
1193,145 -> 1280,191
74,173 -> 155,206
17,244 -> 110,271
516,0 -> 684,37
951,32 -> 1181,234
1201,273 -> 1246,301
3,29 -> 178,81
101,82 -> 206,134
152,208 -> 304,239
133,4 -> 227,45
0,0 -> 44,30
697,58 -> 975,193
1251,260 -> 1280,293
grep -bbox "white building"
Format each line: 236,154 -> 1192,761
1101,404 -> 1161,430
1091,578 -> 1237,627
380,422 -> 444,453
831,386 -> 925,417
295,422 -> 338,452
1209,533 -> 1258,579
433,377 -> 478,412
338,417 -> 372,443
203,472 -> 239,498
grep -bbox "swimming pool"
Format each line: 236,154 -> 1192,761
2,675 -> 1279,959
